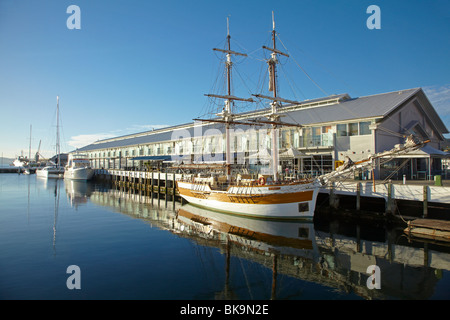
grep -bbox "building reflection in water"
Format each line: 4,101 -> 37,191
68,183 -> 450,300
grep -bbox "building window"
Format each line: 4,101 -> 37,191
336,124 -> 347,137
302,127 -> 311,147
322,126 -> 331,133
359,121 -> 371,135
348,123 -> 359,136
312,127 -> 321,146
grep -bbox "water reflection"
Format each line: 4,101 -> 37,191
64,180 -> 94,209
75,184 -> 450,300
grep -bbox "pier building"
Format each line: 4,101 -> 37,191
75,87 -> 448,180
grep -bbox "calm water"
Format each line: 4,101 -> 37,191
0,173 -> 449,300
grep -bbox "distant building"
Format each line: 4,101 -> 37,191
49,153 -> 68,167
75,88 -> 449,180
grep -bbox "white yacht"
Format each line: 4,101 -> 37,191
36,96 -> 65,179
64,153 -> 94,180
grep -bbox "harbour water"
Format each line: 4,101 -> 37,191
1,173 -> 449,300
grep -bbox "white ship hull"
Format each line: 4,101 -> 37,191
177,181 -> 320,220
13,159 -> 26,167
64,167 -> 94,180
36,166 -> 64,179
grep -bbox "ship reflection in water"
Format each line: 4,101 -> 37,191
72,184 -> 449,300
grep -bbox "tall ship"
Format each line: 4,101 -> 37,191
176,14 -> 428,220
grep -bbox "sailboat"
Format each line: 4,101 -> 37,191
176,14 -> 428,220
36,96 -> 65,179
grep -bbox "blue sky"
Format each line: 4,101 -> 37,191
0,0 -> 449,158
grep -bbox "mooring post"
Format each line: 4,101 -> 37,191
329,182 -> 339,209
423,185 -> 428,218
165,171 -> 168,208
158,172 -> 161,204
145,172 -> 148,197
173,173 -> 176,210
386,182 -> 392,214
151,172 -> 154,202
356,182 -> 361,211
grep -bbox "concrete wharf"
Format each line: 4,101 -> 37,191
321,179 -> 450,219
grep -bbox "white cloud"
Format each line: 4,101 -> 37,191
67,133 -> 116,149
423,84 -> 450,137
423,84 -> 450,116
67,124 -> 171,150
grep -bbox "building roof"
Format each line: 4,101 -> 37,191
282,88 -> 421,125
76,87 -> 448,153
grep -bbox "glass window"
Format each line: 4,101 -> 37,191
348,123 -> 359,136
336,124 -> 347,137
293,130 -> 300,148
322,126 -> 331,133
359,121 -> 371,135
312,127 -> 321,146
302,127 -> 311,147
281,129 -> 292,149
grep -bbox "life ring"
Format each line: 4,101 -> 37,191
258,177 -> 266,185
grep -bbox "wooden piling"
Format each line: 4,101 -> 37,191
151,172 -> 154,202
356,182 -> 361,211
158,172 -> 161,204
423,185 -> 428,218
165,171 -> 168,208
386,183 -> 393,214
173,173 -> 176,210
329,182 -> 339,209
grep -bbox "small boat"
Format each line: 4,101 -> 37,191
64,153 -> 94,181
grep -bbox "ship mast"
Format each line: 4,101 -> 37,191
202,17 -> 254,181
56,96 -> 61,169
261,12 -> 289,182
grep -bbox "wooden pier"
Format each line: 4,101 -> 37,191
94,169 -> 450,220
320,180 -> 450,219
94,169 -> 184,210
404,219 -> 450,242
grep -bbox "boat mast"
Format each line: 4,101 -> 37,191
264,12 -> 288,182
56,96 -> 61,169
28,124 -> 32,163
225,18 -> 233,180
205,17 -> 253,181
